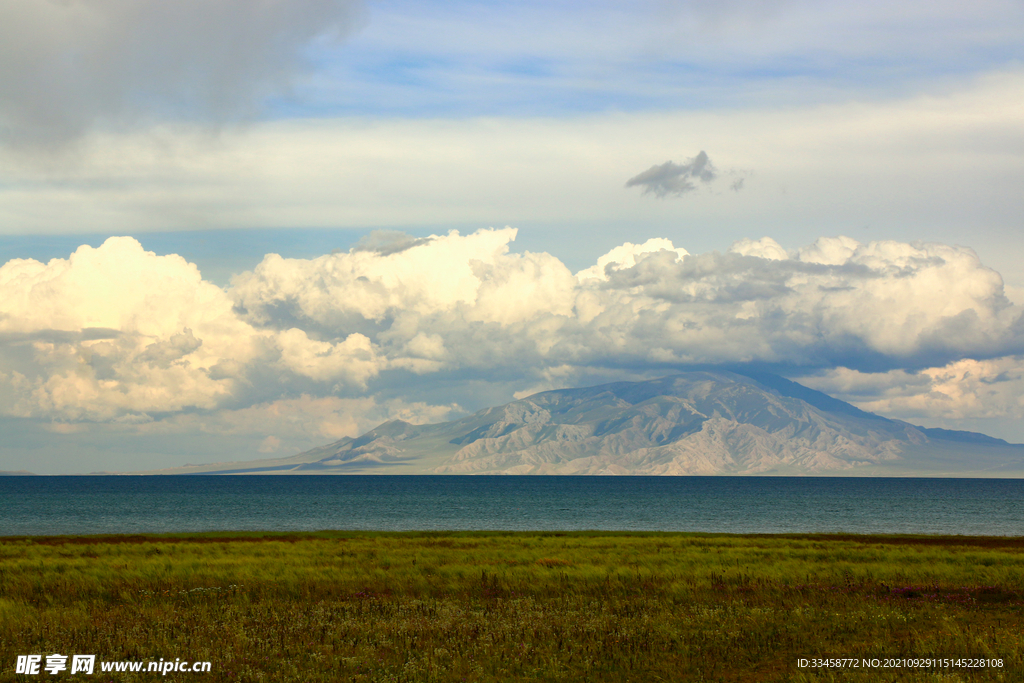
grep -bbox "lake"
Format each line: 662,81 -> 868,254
2,475 -> 1023,536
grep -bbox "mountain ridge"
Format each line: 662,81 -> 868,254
133,371 -> 1024,477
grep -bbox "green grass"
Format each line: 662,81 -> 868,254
1,532 -> 1022,681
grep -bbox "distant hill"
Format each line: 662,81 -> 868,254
139,371 -> 1024,477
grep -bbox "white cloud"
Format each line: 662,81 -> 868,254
0,236 -> 394,421
566,236 -> 1023,371
0,237 -> 255,420
577,238 -> 689,282
234,228 -> 1024,376
728,236 -> 787,260
275,328 -> 380,385
797,235 -> 861,265
800,357 -> 1024,422
232,227 -> 577,330
2,229 -> 1023,452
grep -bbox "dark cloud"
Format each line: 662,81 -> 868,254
625,151 -> 718,197
138,328 -> 203,368
352,230 -> 434,256
0,0 -> 365,149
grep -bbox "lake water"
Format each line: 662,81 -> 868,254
1,475 -> 1023,537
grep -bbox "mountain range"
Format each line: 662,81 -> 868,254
143,371 -> 1024,476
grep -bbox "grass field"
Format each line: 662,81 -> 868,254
1,531 -> 1022,681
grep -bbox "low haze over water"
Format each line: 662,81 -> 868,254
2,476 -> 1023,537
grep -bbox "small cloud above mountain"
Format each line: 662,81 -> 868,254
625,151 -> 718,198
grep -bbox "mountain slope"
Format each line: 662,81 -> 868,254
146,371 -> 1024,476
425,373 -> 918,475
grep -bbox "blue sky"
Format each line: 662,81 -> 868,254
1,0 -> 1023,473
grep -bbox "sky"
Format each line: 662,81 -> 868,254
1,0 -> 1023,473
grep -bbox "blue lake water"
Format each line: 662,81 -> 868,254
1,475 -> 1022,537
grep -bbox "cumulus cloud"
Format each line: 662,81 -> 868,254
233,229 -> 1024,376
576,238 -> 690,282
0,237 -> 253,420
3,228 -> 1024,456
0,236 -> 389,422
625,151 -> 718,197
0,0 -> 364,148
799,357 -> 1024,422
231,227 -> 578,331
728,236 -> 787,260
591,236 -> 1022,370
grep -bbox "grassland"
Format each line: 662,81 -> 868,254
1,531 -> 1022,681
